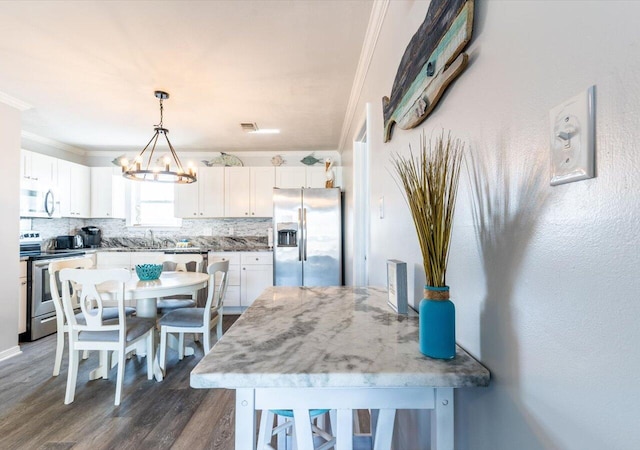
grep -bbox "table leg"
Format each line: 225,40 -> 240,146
431,387 -> 454,450
166,333 -> 196,357
88,350 -> 110,380
136,298 -> 165,381
136,298 -> 157,318
236,388 -> 256,450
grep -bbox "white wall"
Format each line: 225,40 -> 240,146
342,1 -> 640,449
0,102 -> 21,360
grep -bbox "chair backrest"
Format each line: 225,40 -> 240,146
59,268 -> 130,338
204,260 -> 230,318
49,257 -> 95,326
159,253 -> 204,273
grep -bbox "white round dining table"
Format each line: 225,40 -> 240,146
98,271 -> 209,318
95,271 -> 209,381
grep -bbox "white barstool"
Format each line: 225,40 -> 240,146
258,409 -> 336,450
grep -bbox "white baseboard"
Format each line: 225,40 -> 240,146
0,345 -> 22,362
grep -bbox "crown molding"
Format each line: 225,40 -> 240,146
0,91 -> 32,111
21,131 -> 86,155
337,0 -> 389,152
89,149 -> 341,159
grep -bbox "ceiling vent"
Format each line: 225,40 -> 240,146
240,122 -> 258,133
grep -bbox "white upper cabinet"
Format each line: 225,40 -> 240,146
174,166 -> 224,218
91,167 -> 125,219
274,167 -> 307,189
275,165 -> 340,189
58,160 -> 90,218
21,150 -> 57,188
306,166 -> 330,188
225,167 -> 275,217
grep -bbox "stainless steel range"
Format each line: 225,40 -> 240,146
20,232 -> 86,341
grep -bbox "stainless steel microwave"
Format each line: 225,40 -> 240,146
20,187 -> 59,218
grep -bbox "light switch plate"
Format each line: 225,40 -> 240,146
549,85 -> 595,186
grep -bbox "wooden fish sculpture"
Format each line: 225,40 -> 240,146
202,152 -> 243,167
382,0 -> 474,142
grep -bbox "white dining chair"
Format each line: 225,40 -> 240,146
49,257 -> 136,377
156,253 -> 204,315
158,260 -> 229,373
59,267 -> 156,406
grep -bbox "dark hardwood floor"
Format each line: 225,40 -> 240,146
0,316 -> 240,450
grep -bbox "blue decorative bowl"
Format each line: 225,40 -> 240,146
135,264 -> 163,281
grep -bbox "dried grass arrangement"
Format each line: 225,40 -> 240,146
391,131 -> 464,288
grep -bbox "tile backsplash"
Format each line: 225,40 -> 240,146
32,217 -> 272,249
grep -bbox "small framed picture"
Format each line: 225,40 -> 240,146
387,259 -> 408,314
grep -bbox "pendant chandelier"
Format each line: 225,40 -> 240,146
122,91 -> 196,184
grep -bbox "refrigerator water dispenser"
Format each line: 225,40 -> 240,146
277,223 -> 298,247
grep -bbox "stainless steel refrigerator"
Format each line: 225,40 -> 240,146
273,188 -> 342,286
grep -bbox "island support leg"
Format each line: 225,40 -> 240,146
336,409 -> 353,450
373,409 -> 396,450
431,387 -> 454,450
236,388 -> 256,450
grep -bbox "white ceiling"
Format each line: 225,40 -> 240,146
0,1 -> 373,154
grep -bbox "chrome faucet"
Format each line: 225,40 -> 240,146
146,229 -> 155,248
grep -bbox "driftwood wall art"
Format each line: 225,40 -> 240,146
382,0 -> 474,142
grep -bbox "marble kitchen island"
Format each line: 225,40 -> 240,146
191,286 -> 490,449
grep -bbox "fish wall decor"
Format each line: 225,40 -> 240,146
382,0 -> 474,142
300,153 -> 322,166
202,152 -> 244,167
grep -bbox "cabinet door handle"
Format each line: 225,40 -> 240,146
21,281 -> 27,286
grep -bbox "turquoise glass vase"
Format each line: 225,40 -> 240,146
419,285 -> 455,359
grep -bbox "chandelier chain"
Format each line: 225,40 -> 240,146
157,98 -> 164,128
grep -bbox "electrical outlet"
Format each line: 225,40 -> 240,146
549,86 -> 596,186
228,227 -> 234,236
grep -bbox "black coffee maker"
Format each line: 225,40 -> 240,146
81,226 -> 101,248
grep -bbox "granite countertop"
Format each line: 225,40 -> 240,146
96,247 -> 272,253
93,236 -> 271,253
191,286 -> 490,389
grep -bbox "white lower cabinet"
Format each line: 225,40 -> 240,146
209,252 -> 241,310
241,252 -> 273,309
95,252 -> 159,306
95,251 -> 159,271
209,251 -> 272,313
130,252 -> 161,269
